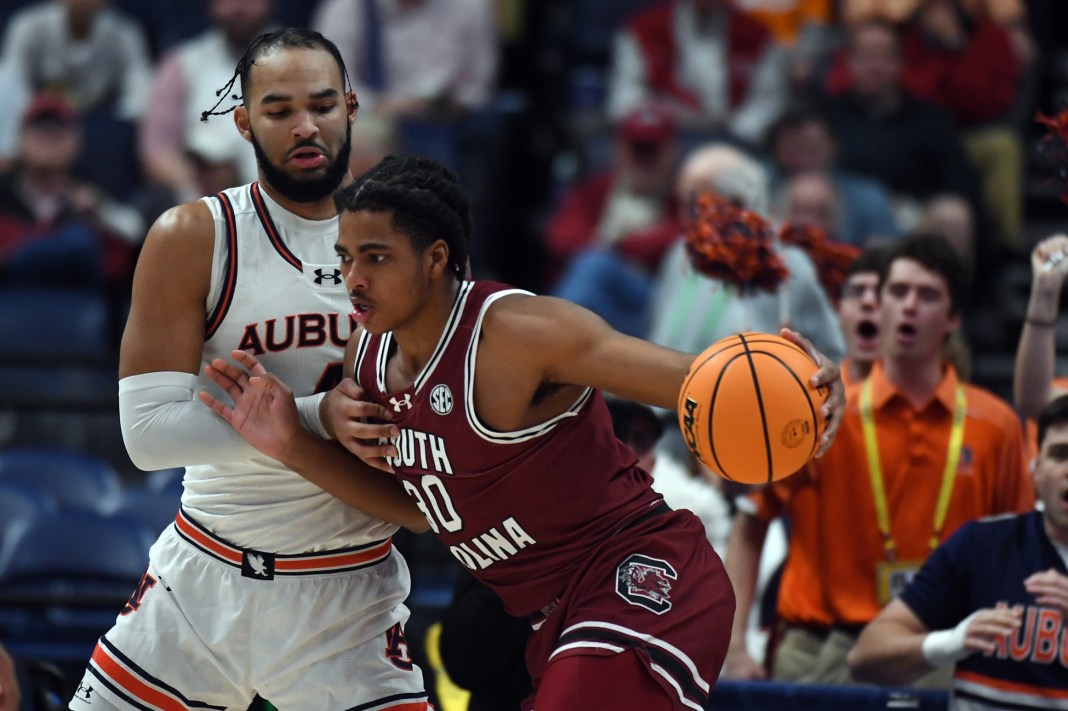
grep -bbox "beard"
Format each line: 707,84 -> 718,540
250,123 -> 352,203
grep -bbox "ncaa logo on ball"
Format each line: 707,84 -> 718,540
781,419 -> 810,448
681,397 -> 700,457
430,384 -> 453,415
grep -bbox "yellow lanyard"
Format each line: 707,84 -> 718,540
860,378 -> 966,561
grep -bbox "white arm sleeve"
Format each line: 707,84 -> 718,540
119,371 -> 260,470
119,371 -> 329,470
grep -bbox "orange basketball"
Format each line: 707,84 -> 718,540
677,332 -> 828,484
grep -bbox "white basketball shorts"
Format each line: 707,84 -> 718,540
68,511 -> 431,711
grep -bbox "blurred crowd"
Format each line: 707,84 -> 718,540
0,0 -> 1064,371
1,0 -> 1065,309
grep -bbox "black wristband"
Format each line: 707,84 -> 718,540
1026,316 -> 1058,328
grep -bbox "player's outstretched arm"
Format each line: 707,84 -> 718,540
201,350 -> 429,532
483,295 -> 844,450
848,599 -> 1021,686
480,293 -> 696,410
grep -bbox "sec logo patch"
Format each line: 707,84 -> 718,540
430,384 -> 453,415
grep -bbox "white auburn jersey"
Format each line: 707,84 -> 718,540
184,182 -> 397,553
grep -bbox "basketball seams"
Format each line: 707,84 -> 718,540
738,333 -> 775,484
706,357 -> 738,483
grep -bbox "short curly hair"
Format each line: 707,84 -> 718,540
333,155 -> 472,281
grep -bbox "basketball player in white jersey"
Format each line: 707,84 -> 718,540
69,29 -> 432,711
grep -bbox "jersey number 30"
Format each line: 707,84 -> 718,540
402,475 -> 463,534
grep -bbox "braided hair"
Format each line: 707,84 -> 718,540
201,27 -> 352,122
334,156 -> 472,281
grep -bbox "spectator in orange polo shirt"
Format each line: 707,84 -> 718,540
1013,233 -> 1068,459
722,233 -> 1034,684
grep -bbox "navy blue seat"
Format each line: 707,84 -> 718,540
0,448 -> 122,513
0,509 -> 148,589
0,481 -> 57,551
0,288 -> 111,359
0,509 -> 150,665
106,487 -> 180,539
0,287 -> 116,402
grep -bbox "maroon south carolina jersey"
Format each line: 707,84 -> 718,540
353,280 -> 665,617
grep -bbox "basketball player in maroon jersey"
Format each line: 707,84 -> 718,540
201,155 -> 845,710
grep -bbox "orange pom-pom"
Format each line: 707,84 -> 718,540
778,223 -> 861,306
684,193 -> 788,294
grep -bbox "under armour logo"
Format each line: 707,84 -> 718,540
242,550 -> 275,580
76,682 -> 93,700
390,394 -> 413,412
313,268 -> 342,285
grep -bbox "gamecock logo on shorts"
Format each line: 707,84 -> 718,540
616,553 -> 677,615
